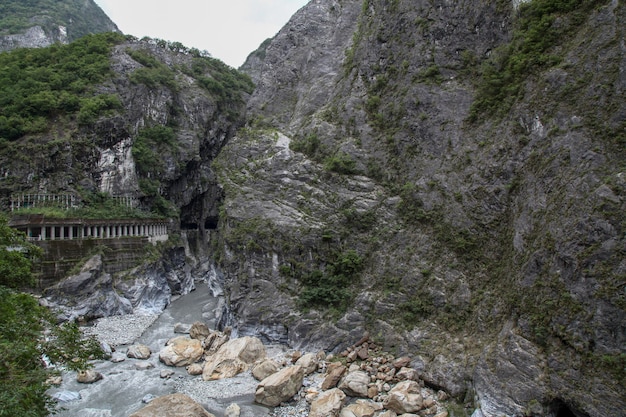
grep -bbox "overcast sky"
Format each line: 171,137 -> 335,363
93,0 -> 309,68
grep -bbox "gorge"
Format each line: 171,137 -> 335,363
0,0 -> 624,416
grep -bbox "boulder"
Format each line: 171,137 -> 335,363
159,336 -> 203,367
383,380 -> 423,414
339,402 -> 376,417
339,370 -> 370,398
189,321 -> 211,340
309,388 -> 346,417
128,393 -> 215,417
395,366 -> 420,382
160,369 -> 175,379
393,356 -> 411,369
135,361 -> 154,370
255,365 -> 304,407
322,364 -> 347,390
51,390 -> 81,402
295,352 -> 319,375
77,370 -> 103,384
174,323 -> 191,334
252,358 -> 280,381
203,336 -> 266,380
127,344 -> 151,359
187,363 -> 204,375
204,330 -> 230,354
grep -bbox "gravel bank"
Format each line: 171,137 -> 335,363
82,313 -> 159,346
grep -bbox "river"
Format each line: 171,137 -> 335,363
48,281 -> 274,417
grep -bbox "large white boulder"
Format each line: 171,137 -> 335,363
159,336 -> 203,367
255,365 -> 304,407
202,336 -> 266,380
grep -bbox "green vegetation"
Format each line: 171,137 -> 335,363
0,215 -> 103,416
290,132 -> 323,159
185,55 -> 255,119
0,0 -> 116,40
295,249 -> 364,313
132,125 -> 177,178
13,191 -> 162,219
127,48 -> 177,90
469,0 -> 608,119
0,32 -> 125,141
395,291 -> 434,328
324,152 -> 359,175
129,125 -> 180,218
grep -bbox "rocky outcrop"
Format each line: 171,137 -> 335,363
252,358 -> 281,381
0,0 -> 119,52
41,255 -> 133,321
383,380 -> 424,415
221,0 -> 626,415
41,247 -> 195,320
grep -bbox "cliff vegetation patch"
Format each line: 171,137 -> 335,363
0,31 -> 125,141
470,0 -> 610,119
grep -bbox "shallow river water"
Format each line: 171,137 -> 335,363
48,281 -> 275,417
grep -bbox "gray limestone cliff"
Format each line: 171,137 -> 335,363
0,0 -> 120,52
225,0 -> 626,416
0,0 -> 624,415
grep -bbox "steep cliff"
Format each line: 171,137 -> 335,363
0,33 -> 252,227
0,32 -> 251,315
221,0 -> 626,415
0,0 -> 119,51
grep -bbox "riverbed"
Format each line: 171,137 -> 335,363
47,281 -> 277,417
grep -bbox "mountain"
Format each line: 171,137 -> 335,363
229,0 -> 625,415
0,0 -> 119,51
0,0 -> 624,416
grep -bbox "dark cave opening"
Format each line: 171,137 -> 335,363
180,221 -> 198,230
549,399 -> 588,417
204,215 -> 218,230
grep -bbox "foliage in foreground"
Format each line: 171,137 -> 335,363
0,215 -> 103,417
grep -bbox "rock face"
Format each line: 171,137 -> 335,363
254,365 -> 304,407
128,393 -> 215,417
1,0 -> 624,415
41,255 -> 133,321
40,249 -> 190,319
0,0 -> 119,52
202,336 -> 266,380
218,0 -> 626,415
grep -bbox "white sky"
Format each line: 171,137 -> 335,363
93,0 -> 309,68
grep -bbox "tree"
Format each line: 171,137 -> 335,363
0,215 -> 103,417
